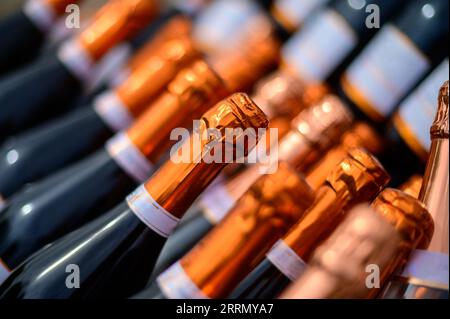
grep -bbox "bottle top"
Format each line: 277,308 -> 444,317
211,29 -> 281,93
144,93 -> 269,218
282,188 -> 433,299
282,148 -> 389,259
399,175 -> 423,199
327,148 -> 389,198
431,81 -> 449,139
373,188 -> 434,251
252,71 -> 310,121
280,205 -> 402,299
77,0 -> 159,61
276,95 -> 353,172
178,163 -> 314,298
127,15 -> 193,72
294,96 -> 353,150
126,60 -> 226,161
116,37 -> 200,116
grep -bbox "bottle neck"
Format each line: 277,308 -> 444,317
420,138 -> 449,254
145,159 -> 226,219
282,185 -> 347,260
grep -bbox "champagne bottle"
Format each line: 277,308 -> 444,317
0,93 -> 269,298
149,96 -> 352,279
0,61 -> 226,281
136,148 -> 389,299
0,0 -> 158,142
228,148 -> 389,299
382,59 -> 449,185
281,190 -> 433,299
0,36 -> 199,200
381,81 -> 449,299
0,0 -> 80,75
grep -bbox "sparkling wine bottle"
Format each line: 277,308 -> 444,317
381,81 -> 449,299
0,0 -> 159,142
0,36 -> 199,200
0,93 -> 269,298
149,95 -> 353,279
280,190 -> 433,299
0,61 -> 225,281
136,148 -> 389,299
228,148 -> 390,299
382,59 -> 449,185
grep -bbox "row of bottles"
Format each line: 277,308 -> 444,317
0,0 -> 448,299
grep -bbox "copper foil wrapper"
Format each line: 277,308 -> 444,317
127,60 -> 226,164
145,93 -> 268,219
77,0 -> 159,61
252,71 -> 329,130
281,205 -> 402,299
116,37 -> 200,116
430,81 -> 449,139
282,148 -> 390,261
220,94 -> 353,203
45,0 -> 81,15
282,190 -> 433,299
180,163 -> 314,298
419,81 -> 449,254
306,122 -> 384,191
127,15 -> 193,72
284,95 -> 353,172
400,175 -> 423,199
211,27 -> 281,93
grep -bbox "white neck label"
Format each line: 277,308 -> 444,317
199,183 -> 237,225
344,25 -> 431,118
106,132 -> 154,183
401,249 -> 449,290
126,185 -> 179,238
157,262 -> 209,299
93,91 -> 134,132
23,0 -> 56,33
282,9 -> 357,83
0,258 -> 11,286
266,239 -> 308,281
57,39 -> 95,83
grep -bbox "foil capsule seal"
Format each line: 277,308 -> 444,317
292,95 -> 353,151
78,0 -> 159,61
372,188 -> 434,251
431,81 -> 449,139
168,60 -> 227,114
326,148 -> 390,204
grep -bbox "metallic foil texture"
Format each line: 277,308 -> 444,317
144,93 -> 269,218
127,60 -> 226,163
282,148 -> 390,261
430,81 -> 449,139
116,37 -> 200,116
77,0 -> 159,61
180,163 -> 314,298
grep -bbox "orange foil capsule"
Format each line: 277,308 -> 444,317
114,36 -> 201,117
77,0 -> 159,62
281,190 -> 433,299
121,60 -> 227,167
144,93 -> 269,220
